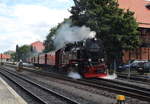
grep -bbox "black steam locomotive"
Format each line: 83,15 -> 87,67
28,38 -> 108,78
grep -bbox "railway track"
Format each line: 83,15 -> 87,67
116,76 -> 150,87
118,74 -> 150,82
7,63 -> 150,83
0,67 -> 80,104
3,64 -> 150,102
88,78 -> 150,100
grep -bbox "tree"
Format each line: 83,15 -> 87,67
15,45 -> 31,61
19,45 -> 31,61
43,27 -> 57,52
70,0 -> 140,65
10,52 -> 16,61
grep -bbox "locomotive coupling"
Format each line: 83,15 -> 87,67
116,95 -> 125,104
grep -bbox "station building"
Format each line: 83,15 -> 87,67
0,54 -> 11,62
118,0 -> 150,63
31,41 -> 45,53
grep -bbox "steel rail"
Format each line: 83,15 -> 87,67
3,64 -> 150,102
6,63 -> 150,83
25,67 -> 150,102
118,74 -> 150,82
0,69 -> 48,104
90,78 -> 150,92
0,67 -> 80,104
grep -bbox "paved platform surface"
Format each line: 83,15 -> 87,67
0,77 -> 27,104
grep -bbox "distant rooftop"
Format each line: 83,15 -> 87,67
0,54 -> 11,59
118,0 -> 150,28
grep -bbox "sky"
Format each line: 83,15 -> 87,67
0,0 -> 74,53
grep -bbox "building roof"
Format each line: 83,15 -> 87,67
118,0 -> 150,28
31,41 -> 45,53
0,54 -> 11,59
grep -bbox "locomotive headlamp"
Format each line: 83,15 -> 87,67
94,38 -> 97,41
101,58 -> 104,62
75,64 -> 78,66
88,58 -> 92,62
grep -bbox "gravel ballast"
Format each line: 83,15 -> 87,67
2,65 -> 150,104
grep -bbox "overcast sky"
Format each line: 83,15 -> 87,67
0,0 -> 73,53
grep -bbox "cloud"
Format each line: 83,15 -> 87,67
57,0 -> 70,3
13,5 -> 71,26
0,2 -> 72,53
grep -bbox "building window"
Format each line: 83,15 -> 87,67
145,4 -> 150,9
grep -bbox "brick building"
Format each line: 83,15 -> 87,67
31,41 -> 45,53
118,0 -> 150,63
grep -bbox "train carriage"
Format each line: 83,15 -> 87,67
47,52 -> 56,66
39,54 -> 46,65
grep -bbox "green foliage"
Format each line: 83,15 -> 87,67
43,27 -> 57,52
16,45 -> 31,61
71,0 -> 140,63
10,52 -> 16,61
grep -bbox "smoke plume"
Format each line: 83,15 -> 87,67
54,21 -> 96,49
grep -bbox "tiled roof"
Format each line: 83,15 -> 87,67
0,54 -> 11,59
118,0 -> 150,28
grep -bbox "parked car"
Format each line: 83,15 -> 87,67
136,61 -> 150,74
118,60 -> 148,72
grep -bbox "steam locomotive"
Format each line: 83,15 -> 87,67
27,38 -> 108,78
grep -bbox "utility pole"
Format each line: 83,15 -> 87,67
128,61 -> 131,79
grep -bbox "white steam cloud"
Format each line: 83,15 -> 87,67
102,73 -> 117,79
68,71 -> 82,79
54,21 -> 96,49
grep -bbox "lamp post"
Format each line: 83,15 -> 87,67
114,59 -> 116,74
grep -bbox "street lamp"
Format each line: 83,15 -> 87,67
114,59 -> 117,74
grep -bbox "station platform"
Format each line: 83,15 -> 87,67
0,77 -> 27,104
